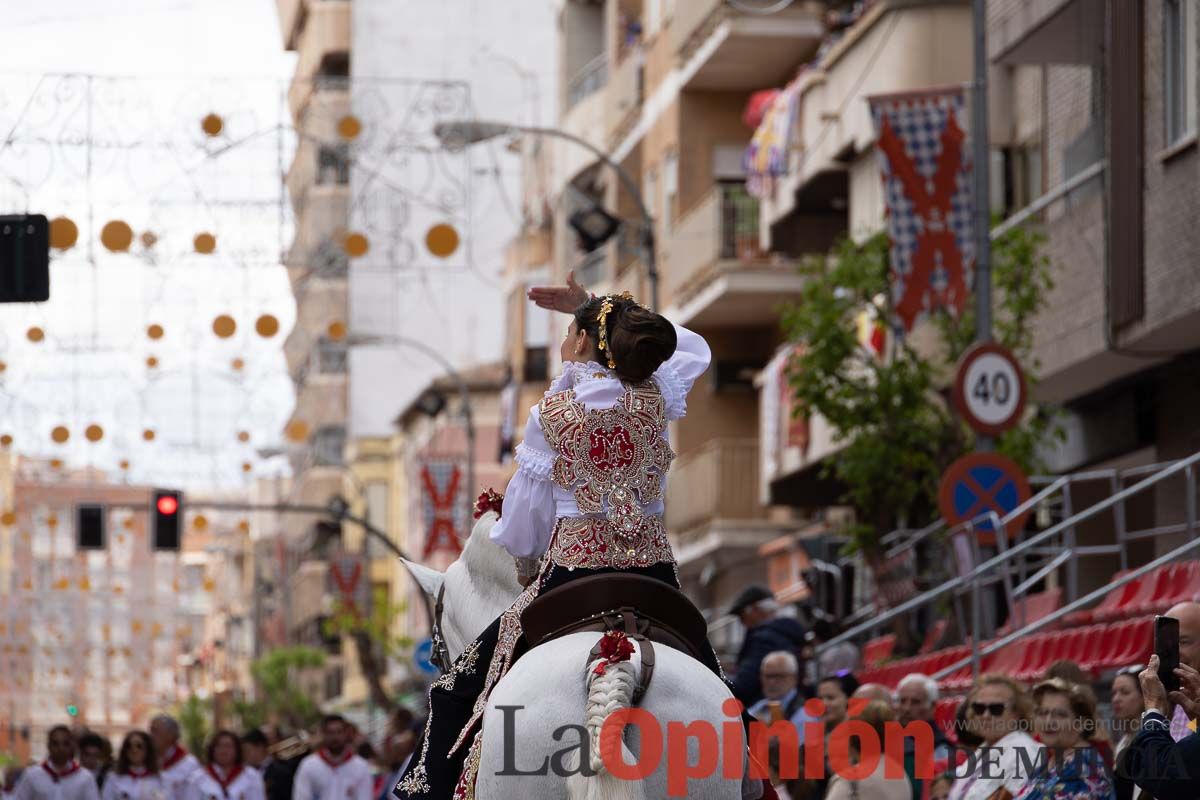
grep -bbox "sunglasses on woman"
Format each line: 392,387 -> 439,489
970,702 -> 1009,717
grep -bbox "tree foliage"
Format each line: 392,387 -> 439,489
322,590 -> 413,713
250,645 -> 327,730
175,694 -> 211,756
779,226 -> 1059,554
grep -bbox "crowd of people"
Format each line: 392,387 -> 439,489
2,708 -> 420,800
729,587 -> 1200,800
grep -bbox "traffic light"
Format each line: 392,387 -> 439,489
76,504 -> 105,550
152,489 -> 182,551
0,214 -> 50,303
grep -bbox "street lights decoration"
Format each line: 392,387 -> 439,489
434,119 -> 660,310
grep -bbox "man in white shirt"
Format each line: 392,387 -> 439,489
148,714 -> 199,798
292,716 -> 373,800
14,726 -> 100,800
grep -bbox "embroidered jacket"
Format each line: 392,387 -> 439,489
490,322 -> 711,560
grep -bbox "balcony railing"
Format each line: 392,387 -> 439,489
665,438 -> 763,534
567,53 -> 608,109
665,183 -> 763,301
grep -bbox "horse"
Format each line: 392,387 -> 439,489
404,513 -> 762,800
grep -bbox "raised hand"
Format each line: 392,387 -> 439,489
1141,656 -> 1171,715
1169,663 -> 1200,719
527,270 -> 589,314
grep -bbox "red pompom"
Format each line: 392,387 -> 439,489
592,630 -> 636,675
473,489 -> 504,519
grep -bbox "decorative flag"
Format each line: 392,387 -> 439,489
869,87 -> 974,331
855,304 -> 887,359
745,81 -> 799,197
420,462 -> 464,559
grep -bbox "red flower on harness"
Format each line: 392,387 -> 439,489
593,630 -> 636,676
473,489 -> 504,519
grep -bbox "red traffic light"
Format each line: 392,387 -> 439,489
156,495 -> 179,515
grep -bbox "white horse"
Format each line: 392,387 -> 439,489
405,514 -> 762,800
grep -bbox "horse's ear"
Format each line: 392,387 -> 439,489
402,558 -> 444,598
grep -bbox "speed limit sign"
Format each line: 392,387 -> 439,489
952,342 -> 1027,436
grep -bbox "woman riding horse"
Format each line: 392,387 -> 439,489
394,275 -> 733,799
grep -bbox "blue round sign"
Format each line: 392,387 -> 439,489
938,452 -> 1032,542
413,637 -> 439,676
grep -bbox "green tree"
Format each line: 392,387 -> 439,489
251,645 -> 327,729
229,697 -> 267,732
321,589 -> 413,713
779,227 -> 1059,558
176,694 -> 211,756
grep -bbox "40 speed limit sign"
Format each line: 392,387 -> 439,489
952,342 -> 1027,436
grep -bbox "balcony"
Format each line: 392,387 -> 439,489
567,54 -> 608,110
606,49 -> 643,144
663,184 -> 805,328
671,0 -> 824,90
288,0 -> 351,115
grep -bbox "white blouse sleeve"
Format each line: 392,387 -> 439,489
653,322 -> 712,420
488,406 -> 557,559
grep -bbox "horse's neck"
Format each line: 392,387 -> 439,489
449,516 -> 523,630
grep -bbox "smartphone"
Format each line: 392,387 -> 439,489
1156,615 -> 1181,694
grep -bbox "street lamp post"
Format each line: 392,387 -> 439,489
345,333 -> 476,529
434,119 -> 660,311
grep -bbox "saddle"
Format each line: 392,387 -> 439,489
520,574 -> 712,703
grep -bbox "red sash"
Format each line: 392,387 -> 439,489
205,765 -> 244,798
41,761 -> 81,783
318,749 -> 353,768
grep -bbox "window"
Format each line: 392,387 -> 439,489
663,152 -> 678,234
317,143 -> 350,185
524,346 -> 549,382
643,167 -> 658,237
1165,0 -> 1198,145
313,426 -> 345,466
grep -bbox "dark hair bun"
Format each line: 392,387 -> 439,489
606,301 -> 677,384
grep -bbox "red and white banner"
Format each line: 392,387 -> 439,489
329,552 -> 367,617
869,87 -> 974,332
420,462 -> 464,559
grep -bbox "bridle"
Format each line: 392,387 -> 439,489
429,583 -> 452,674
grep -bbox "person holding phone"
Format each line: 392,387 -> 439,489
1160,603 -> 1200,740
1124,650 -> 1200,799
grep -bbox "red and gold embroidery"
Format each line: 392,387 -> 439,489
548,517 -> 673,571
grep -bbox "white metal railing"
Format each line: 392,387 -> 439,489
566,53 -> 608,109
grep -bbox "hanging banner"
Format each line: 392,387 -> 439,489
329,551 -> 368,618
869,87 -> 974,332
420,462 -> 464,559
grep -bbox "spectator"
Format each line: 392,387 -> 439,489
824,700 -> 913,800
292,715 -> 372,800
748,651 -> 814,734
1014,678 -> 1114,799
805,617 -> 860,688
927,774 -> 953,800
101,730 -> 164,800
377,709 -> 416,800
1123,655 -> 1200,799
3,768 -> 24,800
895,674 -> 952,798
242,729 -> 271,773
190,730 -> 265,800
947,675 -> 1038,800
149,714 -> 200,798
785,674 -> 859,800
1164,602 -> 1200,740
854,683 -> 896,710
76,733 -> 110,788
1044,659 -> 1089,685
13,725 -> 99,800
729,586 -> 807,706
1111,667 -> 1147,800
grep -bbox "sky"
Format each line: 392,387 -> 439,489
0,1 -> 300,489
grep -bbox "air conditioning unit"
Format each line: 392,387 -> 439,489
710,360 -> 759,393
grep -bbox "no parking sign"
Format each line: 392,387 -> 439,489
938,452 -> 1031,546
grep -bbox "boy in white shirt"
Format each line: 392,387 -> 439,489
14,726 -> 100,800
292,716 -> 372,800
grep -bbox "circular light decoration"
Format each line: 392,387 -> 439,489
192,514 -> 208,531
194,232 -> 216,254
237,431 -> 250,443
50,459 -> 63,470
285,420 -> 310,443
237,520 -> 250,534
0,511 -> 14,527
327,321 -> 347,341
27,327 -> 45,343
51,426 -> 69,444
337,114 -> 362,140
146,356 -> 159,369
242,461 -> 253,473
201,113 -> 224,137
100,220 -> 134,252
142,428 -> 156,442
140,231 -> 157,248
255,314 -> 279,338
231,357 -> 245,372
46,514 -> 58,528
49,217 -> 79,250
0,360 -> 6,372
147,323 -> 164,340
119,460 -> 130,471
85,425 -> 104,443
212,315 -> 236,338
426,223 -> 460,258
123,517 -> 135,530
0,434 -> 11,447
343,232 -> 369,257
